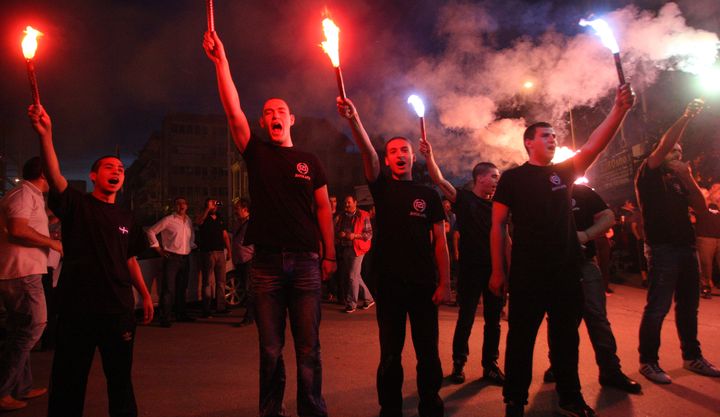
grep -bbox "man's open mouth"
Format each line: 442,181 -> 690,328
396,161 -> 406,167
271,123 -> 282,133
108,178 -> 120,185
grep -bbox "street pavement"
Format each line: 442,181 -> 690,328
14,283 -> 720,417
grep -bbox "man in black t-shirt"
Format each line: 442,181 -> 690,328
28,105 -> 153,417
419,137 -> 506,387
635,100 -> 720,385
337,97 -> 450,417
490,85 -> 635,417
194,198 -> 231,317
204,32 -> 336,417
543,184 -> 641,394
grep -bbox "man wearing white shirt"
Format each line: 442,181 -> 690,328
0,157 -> 61,411
146,197 -> 196,327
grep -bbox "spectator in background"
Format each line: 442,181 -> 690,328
146,197 -> 196,327
696,184 -> 720,299
0,156 -> 58,411
336,195 -> 374,313
195,198 -> 232,318
628,204 -> 648,288
232,198 -> 255,326
40,211 -> 62,351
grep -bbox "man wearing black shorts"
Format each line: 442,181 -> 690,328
28,104 -> 154,417
337,97 -> 450,417
203,31 -> 336,417
490,84 -> 635,417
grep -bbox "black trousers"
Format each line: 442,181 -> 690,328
48,312 -> 137,417
452,263 -> 503,368
376,282 -> 443,417
503,269 -> 584,406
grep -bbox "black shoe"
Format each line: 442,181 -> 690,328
558,400 -> 597,417
176,315 -> 196,322
483,364 -> 506,385
543,367 -> 555,383
233,318 -> 254,328
701,286 -> 712,299
599,371 -> 642,394
450,364 -> 465,384
159,320 -> 172,328
505,402 -> 524,417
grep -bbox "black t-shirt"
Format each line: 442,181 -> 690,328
242,136 -> 327,252
635,159 -> 695,246
368,171 -> 445,287
571,184 -> 609,259
493,159 -> 582,280
197,214 -> 226,252
49,187 -> 148,314
452,188 -> 492,266
695,209 -> 720,238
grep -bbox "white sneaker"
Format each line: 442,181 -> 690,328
640,362 -> 672,384
684,357 -> 720,377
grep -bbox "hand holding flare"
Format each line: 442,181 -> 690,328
321,17 -> 347,99
22,26 -> 43,105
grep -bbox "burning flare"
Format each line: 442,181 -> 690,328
579,18 -> 620,54
22,26 -> 43,59
551,146 -> 588,184
321,18 -> 340,67
407,95 -> 425,118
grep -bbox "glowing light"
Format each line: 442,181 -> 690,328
407,94 -> 425,117
698,66 -> 720,94
321,18 -> 340,68
579,18 -> 620,54
523,80 -> 534,89
575,177 -> 589,185
551,146 -> 578,164
21,26 -> 43,59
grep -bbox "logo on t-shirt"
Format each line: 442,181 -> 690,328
571,198 -> 579,211
410,198 -> 428,218
550,172 -> 567,191
118,226 -> 129,235
295,162 -> 311,181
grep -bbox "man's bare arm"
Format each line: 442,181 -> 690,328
315,185 -> 337,280
127,257 -> 153,324
418,137 -> 457,202
336,98 -> 380,182
489,202 -> 510,296
646,100 -> 703,170
431,221 -> 450,305
28,105 -> 68,193
7,218 -> 62,254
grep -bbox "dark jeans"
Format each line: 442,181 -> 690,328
639,244 -> 702,364
376,282 -> 443,417
252,250 -> 326,417
48,312 -> 137,417
452,263 -> 502,369
236,261 -> 254,321
160,253 -> 190,321
504,267 -> 583,406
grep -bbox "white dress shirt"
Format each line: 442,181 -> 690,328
146,213 -> 195,255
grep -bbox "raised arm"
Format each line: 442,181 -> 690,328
418,136 -> 457,203
336,97 -> 380,182
489,201 -> 510,296
646,100 -> 703,170
203,31 -> 251,152
27,105 -> 68,193
573,84 -> 635,176
314,185 -> 337,281
431,221 -> 450,305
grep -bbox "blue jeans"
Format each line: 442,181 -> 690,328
340,247 -> 373,309
580,259 -> 621,375
639,244 -> 702,364
0,274 -> 47,398
252,250 -> 326,417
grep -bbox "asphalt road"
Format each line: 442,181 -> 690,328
13,283 -> 720,417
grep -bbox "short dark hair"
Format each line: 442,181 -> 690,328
91,155 -> 122,173
522,122 -> 552,153
472,162 -> 498,183
22,157 -> 43,180
344,194 -> 356,202
384,136 -> 412,154
236,198 -> 251,210
173,196 -> 187,204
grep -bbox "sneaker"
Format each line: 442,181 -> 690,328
483,364 -> 505,385
701,286 -> 712,299
684,357 -> 720,377
599,371 -> 642,394
450,363 -> 465,384
543,367 -> 555,383
558,400 -> 597,417
361,301 -> 376,310
20,388 -> 47,400
505,401 -> 524,417
344,306 -> 356,313
0,395 -> 27,411
639,362 -> 672,384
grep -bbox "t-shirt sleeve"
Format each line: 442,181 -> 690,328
48,187 -> 82,222
558,159 -> 576,184
128,220 -> 150,259
427,189 -> 445,224
636,159 -> 661,188
585,188 -> 609,216
368,170 -> 387,200
4,188 -> 32,219
311,154 -> 328,190
493,171 -> 514,208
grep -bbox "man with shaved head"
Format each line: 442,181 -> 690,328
204,31 -> 336,417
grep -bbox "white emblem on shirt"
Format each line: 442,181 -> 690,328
119,226 -> 129,235
550,173 -> 562,185
294,162 -> 311,180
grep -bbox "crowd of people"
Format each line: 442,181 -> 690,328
1,28 -> 720,417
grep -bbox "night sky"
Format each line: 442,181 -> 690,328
1,0 -> 718,181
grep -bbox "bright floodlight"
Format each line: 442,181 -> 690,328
407,94 -> 425,117
579,18 -> 620,54
523,80 -> 534,89
699,67 -> 720,94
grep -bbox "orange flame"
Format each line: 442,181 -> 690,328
22,26 -> 43,60
321,18 -> 340,67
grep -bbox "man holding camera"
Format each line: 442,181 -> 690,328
195,198 -> 231,317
